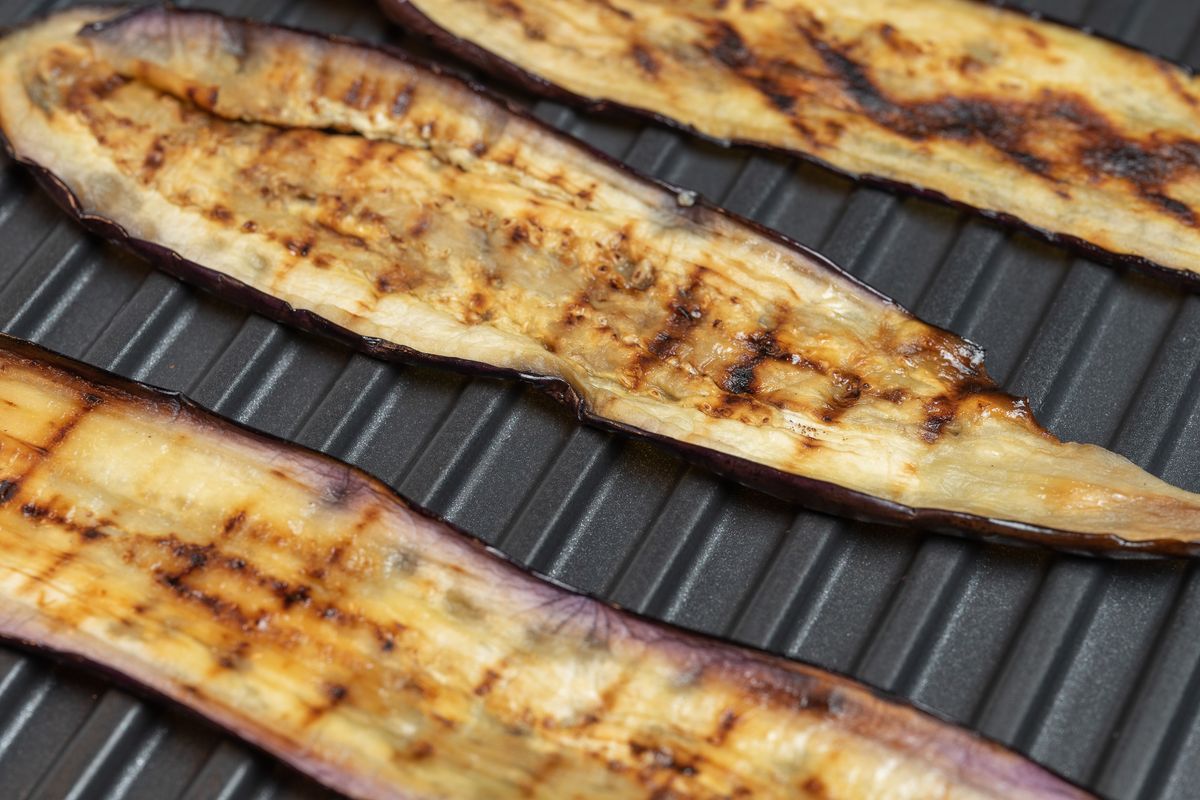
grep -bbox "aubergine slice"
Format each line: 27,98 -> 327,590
0,334 -> 1093,800
1,7 -> 1199,555
380,0 -> 1200,284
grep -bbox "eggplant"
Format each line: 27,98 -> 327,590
380,0 -> 1200,285
1,6 -> 1199,555
0,333 -> 1093,800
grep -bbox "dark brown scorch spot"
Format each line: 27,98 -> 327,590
381,0 -> 1200,283
0,334 -> 1094,799
2,6 -> 1200,554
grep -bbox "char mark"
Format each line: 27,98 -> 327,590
708,21 -> 753,68
804,30 -> 1200,193
719,329 -> 794,396
721,360 -> 758,395
1144,191 -> 1197,226
632,44 -> 660,75
921,395 -> 956,442
391,85 -> 414,117
625,280 -> 705,384
0,480 -> 17,504
589,0 -> 634,19
818,370 -> 863,423
1083,142 -> 1166,185
22,503 -> 49,519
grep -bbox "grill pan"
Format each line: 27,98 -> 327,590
1,0 -> 1198,798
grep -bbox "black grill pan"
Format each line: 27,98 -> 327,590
1,1 -> 1198,798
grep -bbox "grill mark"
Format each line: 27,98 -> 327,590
343,76 -> 365,108
921,395 -> 956,442
719,328 -> 789,396
709,21 -> 752,69
708,709 -> 739,745
38,549 -> 76,583
721,355 -> 760,395
628,738 -> 700,780
183,84 -> 220,111
803,775 -> 830,798
45,401 -> 99,451
1145,191 -> 1197,225
207,204 -> 233,224
1,402 -> 102,495
624,276 -> 705,386
15,498 -> 373,638
325,682 -> 349,704
474,667 -> 503,697
142,135 -> 166,176
391,85 -> 414,117
788,29 -> 1200,219
222,511 -> 246,535
632,44 -> 660,76
586,0 -> 634,20
818,370 -> 863,424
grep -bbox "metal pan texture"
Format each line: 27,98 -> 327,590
0,1 -> 1197,799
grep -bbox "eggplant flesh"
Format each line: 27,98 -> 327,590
0,334 -> 1092,800
1,8 -> 1199,554
382,0 -> 1200,284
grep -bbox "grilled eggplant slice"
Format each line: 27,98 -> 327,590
1,7 -> 1199,554
0,334 -> 1093,800
381,0 -> 1200,284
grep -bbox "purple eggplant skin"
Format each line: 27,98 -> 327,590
376,0 -> 1200,290
0,332 -> 1094,800
3,6 -> 1200,556
6,75 -> 1185,561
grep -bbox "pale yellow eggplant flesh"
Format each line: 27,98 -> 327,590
0,334 -> 1094,800
0,7 -> 1199,554
382,0 -> 1200,285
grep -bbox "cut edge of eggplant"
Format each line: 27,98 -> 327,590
376,0 -> 1200,291
0,331 -> 1096,800
0,5 -> 1192,557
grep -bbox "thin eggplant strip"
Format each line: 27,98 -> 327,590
381,0 -> 1200,284
1,8 -> 1199,554
0,334 -> 1092,800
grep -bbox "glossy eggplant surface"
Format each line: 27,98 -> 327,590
1,7 -> 1198,553
381,0 -> 1200,284
0,333 -> 1092,799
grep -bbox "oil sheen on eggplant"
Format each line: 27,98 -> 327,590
1,8 -> 1199,554
381,0 -> 1200,283
0,335 -> 1093,800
